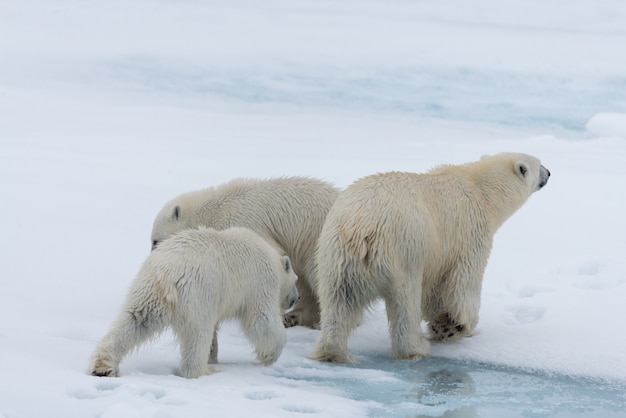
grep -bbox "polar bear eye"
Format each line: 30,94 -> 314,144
151,240 -> 159,250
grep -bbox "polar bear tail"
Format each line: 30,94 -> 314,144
339,211 -> 379,264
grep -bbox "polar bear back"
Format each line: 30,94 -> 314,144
140,227 -> 291,320
311,152 -> 549,362
151,177 -> 339,280
322,171 -> 486,289
321,153 -> 547,288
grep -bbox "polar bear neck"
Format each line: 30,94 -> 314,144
430,160 -> 531,233
456,161 -> 532,233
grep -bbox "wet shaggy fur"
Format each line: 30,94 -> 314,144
151,176 -> 339,329
89,227 -> 299,378
311,153 -> 550,363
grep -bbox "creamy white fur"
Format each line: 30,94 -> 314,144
89,227 -> 299,378
151,177 -> 339,328
311,153 -> 550,363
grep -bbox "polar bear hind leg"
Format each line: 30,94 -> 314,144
384,273 -> 430,359
90,306 -> 169,377
177,321 -> 219,378
311,271 -> 372,364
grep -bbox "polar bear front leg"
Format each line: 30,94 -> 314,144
429,262 -> 485,342
283,278 -> 320,329
244,312 -> 287,366
429,313 -> 470,342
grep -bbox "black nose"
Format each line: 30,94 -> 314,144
547,169 -> 551,177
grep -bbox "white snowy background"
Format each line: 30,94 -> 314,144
1,1 -> 625,417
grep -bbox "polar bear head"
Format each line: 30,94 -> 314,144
279,256 -> 299,311
473,152 -> 550,229
512,154 -> 551,193
151,191 -> 203,250
480,152 -> 550,194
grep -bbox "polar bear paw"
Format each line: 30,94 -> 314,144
310,349 -> 357,364
90,358 -> 118,377
429,313 -> 467,342
256,348 -> 282,366
283,309 -> 320,329
283,312 -> 300,328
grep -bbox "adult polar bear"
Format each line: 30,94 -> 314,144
151,177 -> 340,328
311,153 -> 550,363
90,227 -> 299,378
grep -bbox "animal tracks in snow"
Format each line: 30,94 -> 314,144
500,283 -> 550,326
548,258 -> 624,290
502,306 -> 546,325
69,381 -> 121,400
496,258 -> 623,328
281,405 -> 320,414
69,381 -> 170,403
571,259 -> 624,291
243,390 -> 320,414
243,390 -> 278,401
505,283 -> 553,299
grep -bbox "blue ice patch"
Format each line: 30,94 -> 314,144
275,356 -> 626,417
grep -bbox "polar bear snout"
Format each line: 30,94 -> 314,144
284,286 -> 300,311
538,165 -> 551,190
288,295 -> 299,310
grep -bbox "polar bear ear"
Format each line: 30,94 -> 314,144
515,161 -> 529,179
282,255 -> 292,272
480,154 -> 491,160
172,205 -> 181,221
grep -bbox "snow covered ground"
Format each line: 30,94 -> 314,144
1,1 -> 625,417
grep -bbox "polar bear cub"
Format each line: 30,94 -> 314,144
89,227 -> 299,378
311,153 -> 550,363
